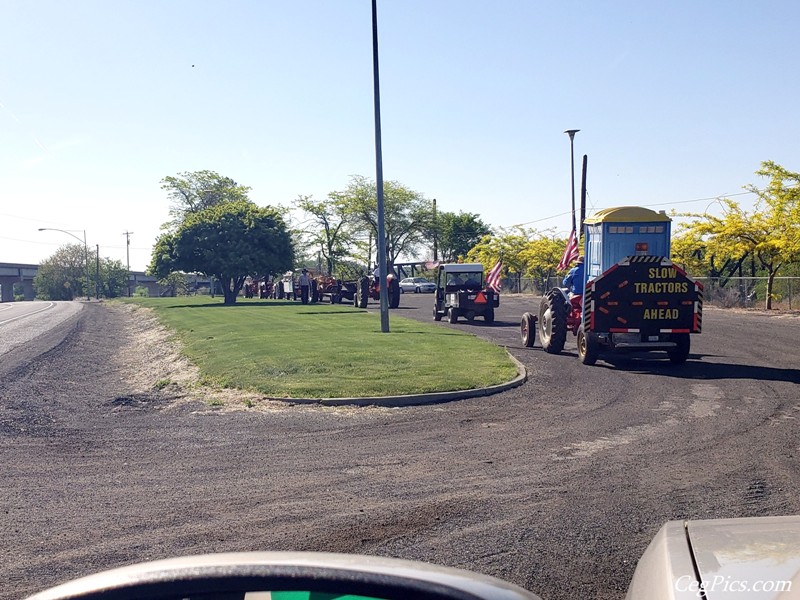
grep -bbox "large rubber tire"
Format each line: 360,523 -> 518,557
521,312 -> 536,347
668,333 -> 691,364
433,306 -> 442,321
577,325 -> 600,365
448,308 -> 458,324
484,307 -> 494,323
356,277 -> 369,308
538,290 -> 568,354
388,278 -> 401,309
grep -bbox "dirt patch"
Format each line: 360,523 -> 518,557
109,303 -> 293,413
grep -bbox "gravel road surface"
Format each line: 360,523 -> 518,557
1,298 -> 799,599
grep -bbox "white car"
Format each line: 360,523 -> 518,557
399,277 -> 436,293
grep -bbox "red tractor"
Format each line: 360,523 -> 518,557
352,272 -> 401,309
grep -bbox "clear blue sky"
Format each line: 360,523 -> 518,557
2,0 -> 798,271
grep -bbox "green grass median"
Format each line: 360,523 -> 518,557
118,297 -> 518,398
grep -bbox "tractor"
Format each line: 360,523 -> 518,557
432,263 -> 498,324
521,206 -> 703,365
351,272 -> 401,309
315,272 -> 401,308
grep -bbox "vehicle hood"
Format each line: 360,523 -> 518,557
687,516 -> 800,599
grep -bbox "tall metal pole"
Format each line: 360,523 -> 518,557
95,244 -> 100,299
432,198 -> 438,262
564,129 -> 579,232
123,231 -> 133,297
372,0 -> 389,332
83,230 -> 90,301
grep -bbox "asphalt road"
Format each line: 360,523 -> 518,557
1,296 -> 799,600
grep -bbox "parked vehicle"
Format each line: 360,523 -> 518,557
399,277 -> 436,293
432,263 -> 498,324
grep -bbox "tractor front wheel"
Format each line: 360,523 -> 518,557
521,312 -> 536,347
448,308 -> 458,324
577,325 -> 599,365
538,290 -> 568,354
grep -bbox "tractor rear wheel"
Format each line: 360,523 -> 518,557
389,278 -> 401,309
668,333 -> 690,364
538,290 -> 568,354
577,325 -> 599,365
433,306 -> 442,321
521,312 -> 536,347
448,308 -> 458,324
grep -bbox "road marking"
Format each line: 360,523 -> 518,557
0,302 -> 55,325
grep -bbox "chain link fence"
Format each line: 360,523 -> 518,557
500,276 -> 798,310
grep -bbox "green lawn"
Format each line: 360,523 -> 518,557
118,297 -> 518,398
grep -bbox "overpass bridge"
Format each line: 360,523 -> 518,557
0,262 -> 163,302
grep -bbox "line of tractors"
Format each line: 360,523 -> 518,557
242,205 -> 703,366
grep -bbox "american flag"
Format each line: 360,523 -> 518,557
486,260 -> 503,293
557,228 -> 580,271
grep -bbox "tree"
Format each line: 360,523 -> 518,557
466,227 -> 569,289
97,258 -> 130,298
335,175 -> 432,267
293,194 -> 355,275
34,244 -> 88,300
518,232 -> 568,280
429,211 -> 491,263
160,170 -> 252,230
466,227 -> 531,277
149,200 -> 293,305
677,161 -> 800,309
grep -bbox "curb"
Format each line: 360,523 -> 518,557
271,349 -> 528,408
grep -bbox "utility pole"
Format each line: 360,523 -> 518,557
95,244 -> 100,299
432,198 -> 438,262
123,231 -> 133,297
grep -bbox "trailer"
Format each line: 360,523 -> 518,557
521,206 -> 703,365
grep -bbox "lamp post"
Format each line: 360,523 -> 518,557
564,129 -> 580,232
38,228 -> 90,301
371,0 -> 389,332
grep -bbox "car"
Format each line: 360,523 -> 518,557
398,277 -> 436,294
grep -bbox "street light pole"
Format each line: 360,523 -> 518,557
38,228 -> 91,301
372,0 -> 389,333
564,129 -> 580,232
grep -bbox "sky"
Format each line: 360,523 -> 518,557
2,0 -> 799,271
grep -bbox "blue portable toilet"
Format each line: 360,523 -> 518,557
582,206 -> 672,281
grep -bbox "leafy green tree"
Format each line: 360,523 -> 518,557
34,244 -> 89,300
429,211 -> 491,263
96,258 -> 130,298
160,170 -> 252,230
677,161 -> 800,309
149,201 -> 293,305
293,194 -> 354,275
335,175 -> 432,267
